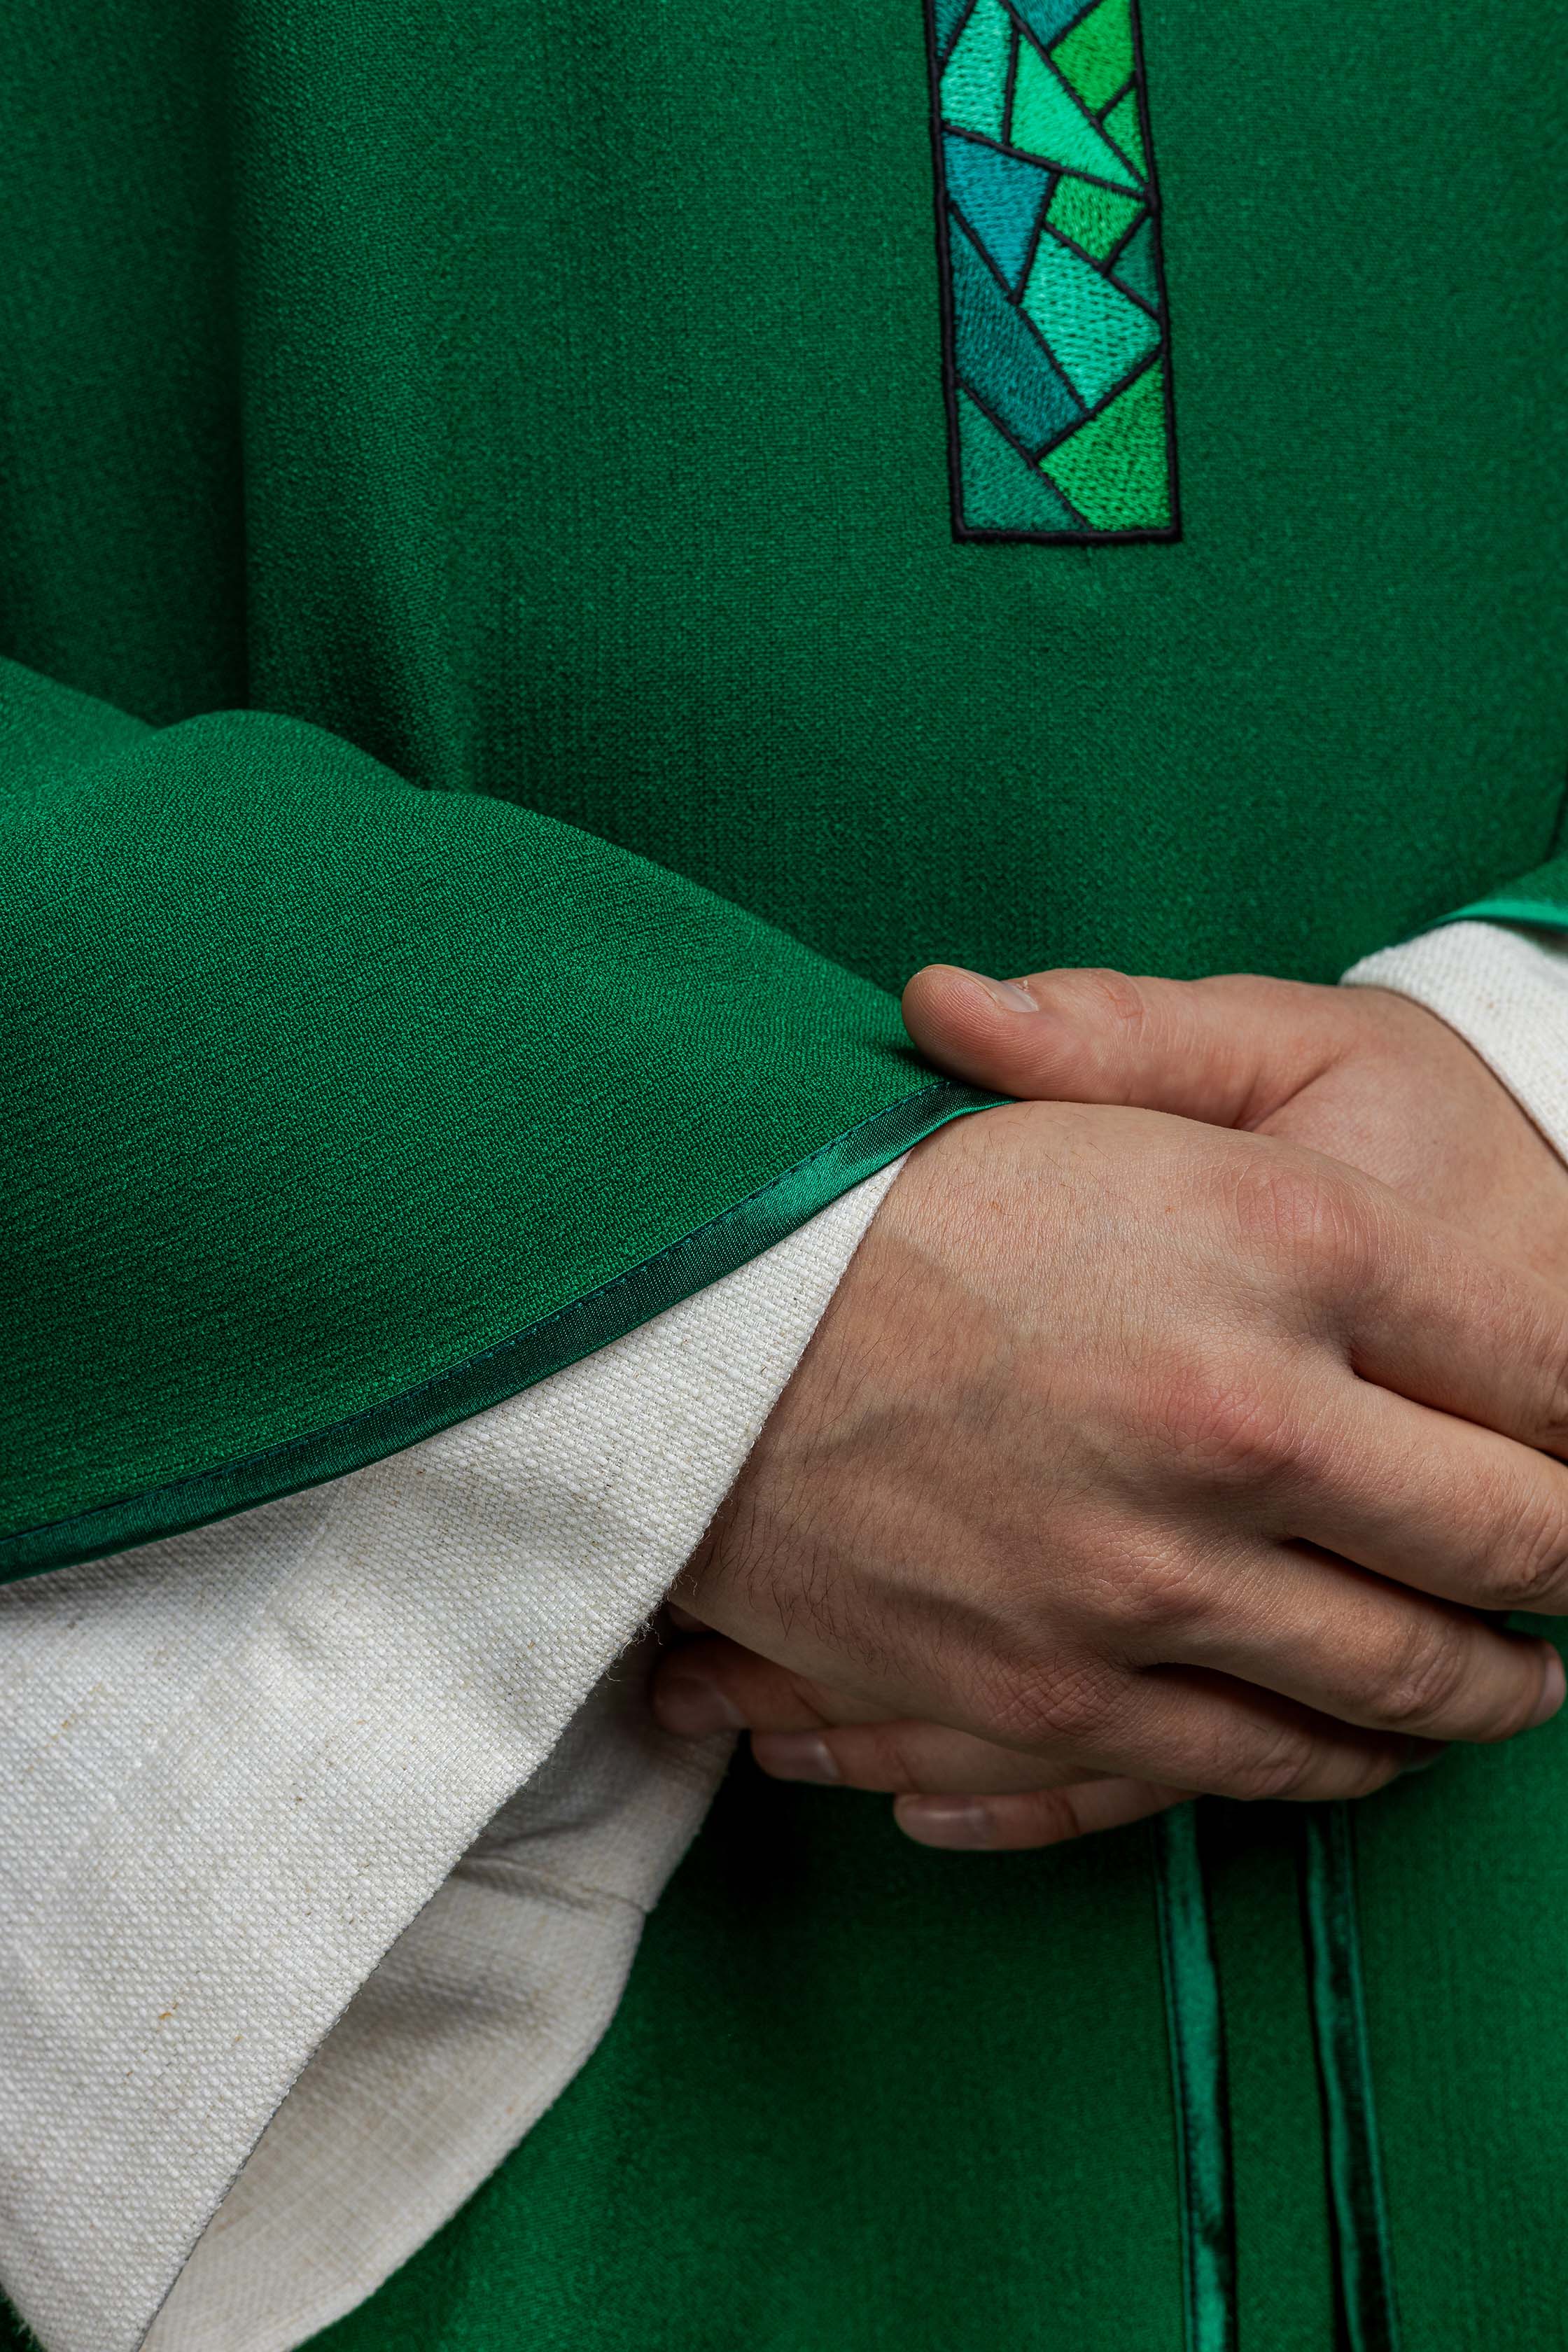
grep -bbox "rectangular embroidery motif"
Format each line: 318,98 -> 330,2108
925,0 -> 1178,541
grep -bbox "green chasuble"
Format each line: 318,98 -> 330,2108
1,0 -> 1566,2342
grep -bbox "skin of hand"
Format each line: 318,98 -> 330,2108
657,1072 -> 1568,1849
899,964 -> 1568,1290
658,967 -> 1568,1851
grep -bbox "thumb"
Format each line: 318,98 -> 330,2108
902,963 -> 1339,1128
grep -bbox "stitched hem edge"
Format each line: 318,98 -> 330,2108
1435,897 -> 1568,933
0,1081 -> 999,1583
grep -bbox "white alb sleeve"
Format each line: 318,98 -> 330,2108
38,922 -> 1568,2352
0,1158 -> 904,2352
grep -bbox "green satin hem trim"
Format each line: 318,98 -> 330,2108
1301,1803 -> 1403,2352
0,1079 -> 1000,1583
1155,1803 -> 1237,2352
1435,896 -> 1568,932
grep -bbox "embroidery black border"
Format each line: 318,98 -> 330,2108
923,0 -> 1183,546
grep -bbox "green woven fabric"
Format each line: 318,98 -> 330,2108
0,0 -> 1565,2342
0,672 -> 987,1564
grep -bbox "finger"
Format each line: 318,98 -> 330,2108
905,966 -> 1568,1471
1105,1527 -> 1564,1745
901,963 -> 1343,1127
652,1634 -> 898,1739
751,1719 -> 1105,1792
755,1666 -> 1437,1808
1290,1369 -> 1568,1622
895,1782 -> 1192,1853
669,1619 -> 1444,1802
1294,1167 -> 1568,1462
659,1644 -> 1128,1798
663,1646 -> 1199,1803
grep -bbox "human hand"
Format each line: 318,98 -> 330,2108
657,1090 -> 1568,1845
899,962 -> 1568,1288
664,965 -> 1568,1850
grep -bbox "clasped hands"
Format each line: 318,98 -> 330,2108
655,967 -> 1568,1851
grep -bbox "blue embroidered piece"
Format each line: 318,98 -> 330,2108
925,0 -> 1179,540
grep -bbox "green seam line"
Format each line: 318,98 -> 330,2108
1155,1803 -> 1238,2352
1300,1803 -> 1403,2352
0,1079 -> 1000,1583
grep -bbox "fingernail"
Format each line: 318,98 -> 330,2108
969,972 -> 1037,1013
752,1732 -> 841,1784
1530,1645 -> 1566,1729
1400,1741 -> 1447,1774
654,1674 -> 746,1737
894,1796 -> 995,1849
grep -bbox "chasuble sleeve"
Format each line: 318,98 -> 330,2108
1439,853 -> 1568,940
0,653 -> 986,1580
0,643 -> 957,2352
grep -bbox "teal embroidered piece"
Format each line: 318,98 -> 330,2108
925,0 -> 1179,540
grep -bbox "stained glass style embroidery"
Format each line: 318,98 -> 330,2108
925,0 -> 1179,541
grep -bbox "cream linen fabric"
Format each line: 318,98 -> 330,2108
150,1653 -> 724,2352
10,916 -> 1568,2352
0,1163 -> 902,2352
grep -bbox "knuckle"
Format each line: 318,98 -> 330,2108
1490,1497 -> 1568,1612
1222,1726 -> 1321,1803
1100,1546 -> 1212,1641
858,1723 -> 938,1793
1536,1335 -> 1568,1457
1373,1616 -> 1470,1731
1026,1789 -> 1098,1846
1331,1748 -> 1404,1802
1228,1154 -> 1368,1289
1029,969 -> 1154,1096
980,1653 -> 1114,1754
1157,1364 -> 1313,1489
1048,964 -> 1161,1091
1069,967 -> 1154,1041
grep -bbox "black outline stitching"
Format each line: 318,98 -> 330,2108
1102,195 -> 1150,277
1037,204 -> 1162,319
946,121 -> 1140,201
958,376 -> 1095,527
937,0 -> 981,69
925,0 -> 1181,545
1035,341 -> 1165,461
1030,19 -> 1145,186
1128,0 -> 1182,531
1013,167 -> 1057,298
1095,69 -> 1137,122
949,201 -> 1086,412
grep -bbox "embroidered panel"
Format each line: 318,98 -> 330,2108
925,0 -> 1179,542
